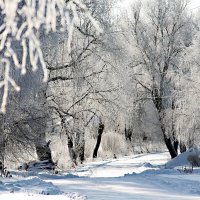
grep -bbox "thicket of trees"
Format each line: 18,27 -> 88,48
1,0 -> 200,169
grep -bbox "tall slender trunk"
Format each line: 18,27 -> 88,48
160,118 -> 177,158
172,99 -> 178,155
66,117 -> 85,164
125,123 -> 132,142
173,140 -> 179,154
153,85 -> 177,159
163,134 -> 178,159
180,141 -> 187,153
77,130 -> 85,163
67,135 -> 77,161
93,123 -> 104,158
0,116 -> 6,169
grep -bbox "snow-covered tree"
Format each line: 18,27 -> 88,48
122,0 -> 195,158
41,0 -> 118,164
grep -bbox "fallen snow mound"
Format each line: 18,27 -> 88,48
0,177 -> 62,195
0,177 -> 87,200
165,148 -> 200,168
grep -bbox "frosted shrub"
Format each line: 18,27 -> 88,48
101,132 -> 129,157
187,154 -> 200,167
84,131 -> 129,160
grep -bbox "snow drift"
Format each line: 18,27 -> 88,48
165,148 -> 200,168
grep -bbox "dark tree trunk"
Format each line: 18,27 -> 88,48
67,135 -> 77,161
125,124 -> 132,142
78,142 -> 85,163
36,140 -> 53,162
172,128 -> 178,155
159,116 -> 178,159
77,131 -> 85,163
163,134 -> 177,159
93,123 -> 104,159
173,140 -> 179,154
180,141 -> 187,153
125,124 -> 127,140
172,99 -> 178,155
0,116 -> 7,169
0,138 -> 5,174
153,87 -> 178,159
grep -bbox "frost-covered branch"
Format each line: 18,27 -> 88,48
0,0 -> 101,113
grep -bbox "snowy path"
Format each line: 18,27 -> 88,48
47,152 -> 200,200
2,152 -> 200,200
52,176 -> 200,200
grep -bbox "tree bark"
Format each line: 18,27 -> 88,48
159,117 -> 178,159
125,126 -> 132,141
172,99 -> 179,155
153,83 -> 178,159
93,123 -> 104,158
180,141 -> 187,153
67,135 -> 77,161
163,135 -> 177,159
173,140 -> 179,154
155,94 -> 178,159
77,130 -> 85,163
35,140 -> 53,162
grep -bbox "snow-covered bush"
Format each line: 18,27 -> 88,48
83,130 -> 130,160
101,131 -> 129,157
187,153 -> 200,167
166,148 -> 200,169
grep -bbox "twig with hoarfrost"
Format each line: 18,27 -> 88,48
0,0 -> 101,113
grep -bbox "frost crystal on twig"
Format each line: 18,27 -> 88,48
0,0 -> 101,113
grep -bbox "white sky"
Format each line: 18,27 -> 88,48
190,0 -> 200,10
119,0 -> 200,10
113,0 -> 200,15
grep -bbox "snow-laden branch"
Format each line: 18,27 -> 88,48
0,0 -> 102,113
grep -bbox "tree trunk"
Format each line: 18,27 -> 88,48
158,109 -> 178,159
35,140 -> 53,162
125,127 -> 132,141
0,116 -> 6,171
163,134 -> 177,159
158,114 -> 178,159
173,140 -> 179,154
153,87 -> 178,159
172,99 -> 178,155
77,131 -> 85,163
180,141 -> 187,153
72,118 -> 85,164
93,123 -> 104,158
0,137 -> 5,173
67,135 -> 77,161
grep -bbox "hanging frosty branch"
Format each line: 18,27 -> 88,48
0,0 -> 102,113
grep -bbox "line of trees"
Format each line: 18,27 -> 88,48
1,0 -> 200,169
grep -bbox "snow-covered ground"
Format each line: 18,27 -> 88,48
1,151 -> 200,200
